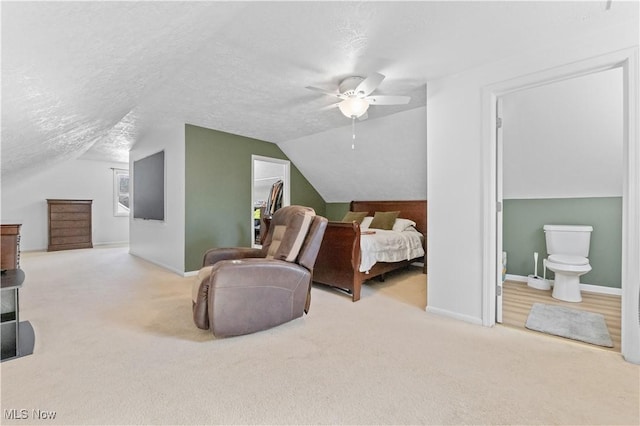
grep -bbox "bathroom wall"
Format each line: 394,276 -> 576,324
503,197 -> 621,288
502,68 -> 623,289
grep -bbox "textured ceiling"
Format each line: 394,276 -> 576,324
2,1 -> 637,181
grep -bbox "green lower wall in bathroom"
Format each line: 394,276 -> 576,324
325,203 -> 351,221
185,124 -> 326,272
503,197 -> 622,288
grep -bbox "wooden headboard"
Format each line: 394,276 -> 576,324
350,200 -> 427,237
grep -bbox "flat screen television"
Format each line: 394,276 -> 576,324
133,150 -> 165,221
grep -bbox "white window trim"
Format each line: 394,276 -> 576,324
113,168 -> 130,217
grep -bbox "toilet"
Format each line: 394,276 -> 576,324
543,224 -> 593,302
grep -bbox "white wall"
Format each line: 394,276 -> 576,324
426,22 -> 637,324
1,158 -> 129,251
503,67 -> 623,199
128,123 -> 185,274
278,107 -> 427,202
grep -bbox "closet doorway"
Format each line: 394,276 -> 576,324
251,155 -> 290,248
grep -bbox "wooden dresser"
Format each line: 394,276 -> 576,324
1,224 -> 21,269
47,199 -> 93,251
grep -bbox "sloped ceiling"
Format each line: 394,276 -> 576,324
503,68 -> 623,199
2,1 -> 636,190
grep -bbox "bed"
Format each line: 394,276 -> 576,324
313,200 -> 427,302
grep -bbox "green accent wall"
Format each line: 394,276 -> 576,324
503,197 -> 622,288
325,203 -> 350,221
185,124 -> 326,272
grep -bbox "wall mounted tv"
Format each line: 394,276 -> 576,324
133,150 -> 165,221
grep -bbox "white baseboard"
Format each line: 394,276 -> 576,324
21,248 -> 47,253
128,250 -> 185,276
579,283 -> 622,296
425,306 -> 483,326
24,242 -> 128,252
505,274 -> 622,296
505,274 -> 528,283
183,270 -> 199,277
94,241 -> 129,247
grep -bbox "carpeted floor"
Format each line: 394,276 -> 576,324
1,245 -> 638,425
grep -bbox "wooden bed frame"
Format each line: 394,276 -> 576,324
313,200 -> 427,302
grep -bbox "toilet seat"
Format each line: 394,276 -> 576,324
546,254 -> 591,273
548,254 -> 589,266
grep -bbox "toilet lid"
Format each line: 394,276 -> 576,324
548,254 -> 589,265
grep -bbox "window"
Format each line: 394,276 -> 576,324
113,168 -> 130,216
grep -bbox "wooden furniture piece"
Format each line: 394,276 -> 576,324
313,200 -> 427,302
47,199 -> 93,251
1,224 -> 21,269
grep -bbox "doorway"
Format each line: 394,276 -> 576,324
251,155 -> 290,248
498,68 -> 623,351
482,48 -> 640,363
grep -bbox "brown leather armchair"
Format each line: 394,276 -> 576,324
192,205 -> 328,337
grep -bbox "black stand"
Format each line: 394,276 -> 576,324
1,269 -> 35,361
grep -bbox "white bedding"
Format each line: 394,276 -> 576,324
359,228 -> 425,273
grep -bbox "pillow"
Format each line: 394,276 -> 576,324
266,207 -> 315,262
341,211 -> 369,224
392,218 -> 417,232
369,211 -> 400,230
360,216 -> 374,230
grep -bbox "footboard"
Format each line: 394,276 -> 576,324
312,221 -> 363,301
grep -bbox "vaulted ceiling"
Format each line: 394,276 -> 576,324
2,1 -> 636,183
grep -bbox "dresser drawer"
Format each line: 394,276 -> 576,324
49,212 -> 91,221
49,219 -> 91,229
50,235 -> 91,246
50,227 -> 90,237
49,204 -> 91,213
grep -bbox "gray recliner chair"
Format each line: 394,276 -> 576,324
192,205 -> 328,337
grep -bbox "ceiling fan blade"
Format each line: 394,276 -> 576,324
365,95 -> 411,105
305,86 -> 345,99
358,112 -> 369,121
355,73 -> 385,97
320,102 -> 341,111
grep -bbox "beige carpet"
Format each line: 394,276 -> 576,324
1,246 -> 638,425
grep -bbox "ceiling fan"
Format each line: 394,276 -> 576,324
306,72 -> 410,120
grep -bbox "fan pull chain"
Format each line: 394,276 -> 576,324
351,116 -> 356,150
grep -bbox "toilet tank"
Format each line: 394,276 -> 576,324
543,225 -> 593,257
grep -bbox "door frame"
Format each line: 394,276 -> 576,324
481,48 -> 640,363
495,97 -> 504,324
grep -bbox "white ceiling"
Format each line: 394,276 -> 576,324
2,1 -> 637,182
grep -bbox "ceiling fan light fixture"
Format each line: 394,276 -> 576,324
338,97 -> 369,118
